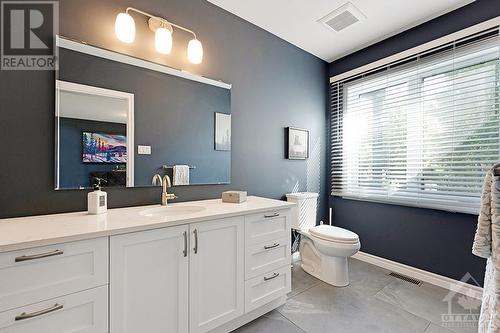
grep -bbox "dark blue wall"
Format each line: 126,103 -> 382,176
59,117 -> 126,188
0,0 -> 328,220
329,0 -> 500,284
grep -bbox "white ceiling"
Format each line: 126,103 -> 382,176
207,0 -> 475,62
59,90 -> 128,124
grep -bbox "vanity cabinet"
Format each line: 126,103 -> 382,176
0,238 -> 108,333
0,238 -> 108,313
110,225 -> 189,333
109,217 -> 244,333
245,209 -> 290,244
189,217 -> 244,333
243,210 -> 291,313
0,197 -> 293,333
244,265 -> 291,312
0,286 -> 108,332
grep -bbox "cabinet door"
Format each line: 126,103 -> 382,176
110,225 -> 189,333
189,217 -> 244,333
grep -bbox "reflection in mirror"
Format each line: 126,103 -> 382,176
55,81 -> 134,189
55,37 -> 231,190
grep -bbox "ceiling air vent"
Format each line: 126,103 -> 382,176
318,2 -> 366,32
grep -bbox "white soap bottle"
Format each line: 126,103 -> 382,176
88,179 -> 107,215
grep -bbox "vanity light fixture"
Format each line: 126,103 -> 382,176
187,38 -> 203,64
155,26 -> 173,54
115,7 -> 203,64
115,12 -> 135,43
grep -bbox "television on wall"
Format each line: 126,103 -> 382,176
82,132 -> 127,163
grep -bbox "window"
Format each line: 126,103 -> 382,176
330,29 -> 500,214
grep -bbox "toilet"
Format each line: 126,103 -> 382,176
286,192 -> 360,287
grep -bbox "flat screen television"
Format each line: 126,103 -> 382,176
82,132 -> 127,163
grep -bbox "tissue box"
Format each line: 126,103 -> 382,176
222,191 -> 247,203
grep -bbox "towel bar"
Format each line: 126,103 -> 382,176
161,165 -> 196,169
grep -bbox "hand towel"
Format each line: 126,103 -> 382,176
173,165 -> 190,186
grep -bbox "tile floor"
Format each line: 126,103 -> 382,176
233,258 -> 479,333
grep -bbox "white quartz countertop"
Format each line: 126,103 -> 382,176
0,196 -> 294,253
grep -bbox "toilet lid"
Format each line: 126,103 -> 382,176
309,225 -> 359,243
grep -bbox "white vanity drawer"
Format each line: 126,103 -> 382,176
0,285 -> 108,333
244,265 -> 291,313
245,209 -> 290,245
245,237 -> 290,279
0,238 -> 108,312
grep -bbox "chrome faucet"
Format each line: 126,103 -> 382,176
152,174 -> 177,206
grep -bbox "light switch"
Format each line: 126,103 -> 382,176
138,145 -> 151,155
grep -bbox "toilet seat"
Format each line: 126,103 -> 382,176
309,225 -> 359,244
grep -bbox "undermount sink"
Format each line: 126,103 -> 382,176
139,205 -> 206,217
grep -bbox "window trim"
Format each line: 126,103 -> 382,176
330,17 -> 500,83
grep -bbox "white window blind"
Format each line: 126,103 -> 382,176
330,28 -> 500,214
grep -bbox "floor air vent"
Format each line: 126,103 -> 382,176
389,272 -> 422,286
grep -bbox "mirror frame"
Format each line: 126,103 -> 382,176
55,36 -> 232,89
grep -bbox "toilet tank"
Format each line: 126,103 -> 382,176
286,192 -> 319,231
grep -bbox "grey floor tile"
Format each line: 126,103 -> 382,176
424,323 -> 455,333
288,261 -> 322,298
289,258 -> 395,300
347,258 -> 396,297
244,258 -> 477,333
279,281 -> 430,333
375,280 -> 479,333
231,310 -> 305,333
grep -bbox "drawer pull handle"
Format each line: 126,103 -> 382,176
15,249 -> 64,262
193,229 -> 198,254
264,272 -> 280,281
264,243 -> 280,250
264,213 -> 280,218
15,303 -> 63,321
183,231 -> 188,257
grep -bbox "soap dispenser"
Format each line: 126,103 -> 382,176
88,178 -> 107,215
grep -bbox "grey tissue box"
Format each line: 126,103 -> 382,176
222,191 -> 247,203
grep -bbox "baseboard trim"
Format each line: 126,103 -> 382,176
352,251 -> 483,299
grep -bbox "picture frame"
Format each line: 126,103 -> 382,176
82,131 -> 127,164
214,112 -> 231,151
286,127 -> 309,160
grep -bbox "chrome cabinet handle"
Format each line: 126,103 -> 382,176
264,272 -> 280,281
15,249 -> 64,262
15,303 -> 63,321
183,231 -> 188,257
264,243 -> 280,250
193,229 -> 198,254
264,213 -> 280,218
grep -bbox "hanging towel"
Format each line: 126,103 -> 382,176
473,163 -> 500,333
173,165 -> 190,186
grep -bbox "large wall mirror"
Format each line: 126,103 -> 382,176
55,37 -> 231,190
